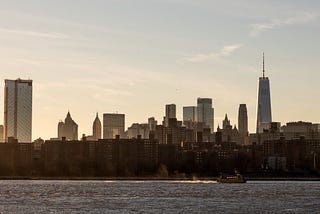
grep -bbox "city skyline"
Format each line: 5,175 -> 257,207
0,1 -> 319,140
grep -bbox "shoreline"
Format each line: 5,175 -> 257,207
0,176 -> 320,181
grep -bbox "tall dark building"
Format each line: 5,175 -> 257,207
183,106 -> 197,123
223,114 -> 231,129
256,54 -> 272,133
197,98 -> 214,132
0,125 -> 3,142
183,106 -> 197,129
92,113 -> 102,140
103,113 -> 125,139
148,117 -> 157,131
164,104 -> 176,127
238,104 -> 248,135
58,111 -> 78,140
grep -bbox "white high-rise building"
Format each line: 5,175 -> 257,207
256,54 -> 272,133
197,98 -> 214,132
4,79 -> 33,142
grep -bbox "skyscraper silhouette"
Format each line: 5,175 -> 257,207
197,98 -> 214,132
0,124 -> 4,142
4,79 -> 32,142
58,111 -> 78,140
92,113 -> 101,140
164,104 -> 176,127
103,113 -> 125,139
223,114 -> 230,129
183,106 -> 197,123
238,104 -> 248,135
256,54 -> 272,133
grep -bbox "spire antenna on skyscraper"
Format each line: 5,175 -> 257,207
256,53 -> 272,134
263,52 -> 265,78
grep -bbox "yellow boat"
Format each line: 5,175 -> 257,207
217,173 -> 246,183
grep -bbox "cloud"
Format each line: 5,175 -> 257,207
0,27 -> 67,39
250,12 -> 319,37
183,44 -> 243,63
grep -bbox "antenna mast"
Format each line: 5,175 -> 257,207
263,52 -> 265,78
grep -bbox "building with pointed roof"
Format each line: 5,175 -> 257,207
58,111 -> 78,140
256,53 -> 272,134
218,115 -> 242,144
223,114 -> 231,129
92,113 -> 101,140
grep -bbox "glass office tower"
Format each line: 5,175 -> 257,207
256,54 -> 272,133
4,79 -> 33,142
197,98 -> 214,132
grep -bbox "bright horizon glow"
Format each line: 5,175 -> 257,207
0,1 -> 319,140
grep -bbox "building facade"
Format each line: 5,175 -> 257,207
0,125 -> 3,142
3,79 -> 32,142
217,115 -> 242,144
223,114 -> 231,130
92,113 -> 102,140
164,104 -> 176,127
183,106 -> 197,123
281,121 -> 320,140
127,123 -> 149,139
197,98 -> 214,132
238,104 -> 248,135
148,117 -> 157,132
58,111 -> 78,140
103,113 -> 125,139
256,54 -> 272,133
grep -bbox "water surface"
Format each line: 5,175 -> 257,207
0,180 -> 318,213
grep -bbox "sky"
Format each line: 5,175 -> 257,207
0,0 -> 319,140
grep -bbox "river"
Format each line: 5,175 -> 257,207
0,180 -> 319,213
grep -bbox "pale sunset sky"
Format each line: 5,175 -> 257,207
0,0 -> 319,140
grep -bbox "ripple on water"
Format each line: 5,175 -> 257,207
0,180 -> 319,213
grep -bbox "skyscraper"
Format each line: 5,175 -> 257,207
223,114 -> 230,129
148,117 -> 157,131
197,98 -> 214,132
0,125 -> 3,142
103,113 -> 125,139
256,54 -> 272,133
92,113 -> 101,140
4,79 -> 32,142
183,106 -> 197,123
164,104 -> 176,127
238,104 -> 248,135
58,111 -> 78,140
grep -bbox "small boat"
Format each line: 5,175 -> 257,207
217,172 -> 246,183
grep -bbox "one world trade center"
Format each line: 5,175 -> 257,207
256,54 -> 272,133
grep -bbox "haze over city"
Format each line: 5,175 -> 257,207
0,1 -> 319,140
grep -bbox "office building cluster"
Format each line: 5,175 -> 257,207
0,55 -> 320,176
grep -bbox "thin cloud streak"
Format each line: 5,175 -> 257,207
250,12 -> 319,37
0,27 -> 68,39
183,44 -> 243,63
